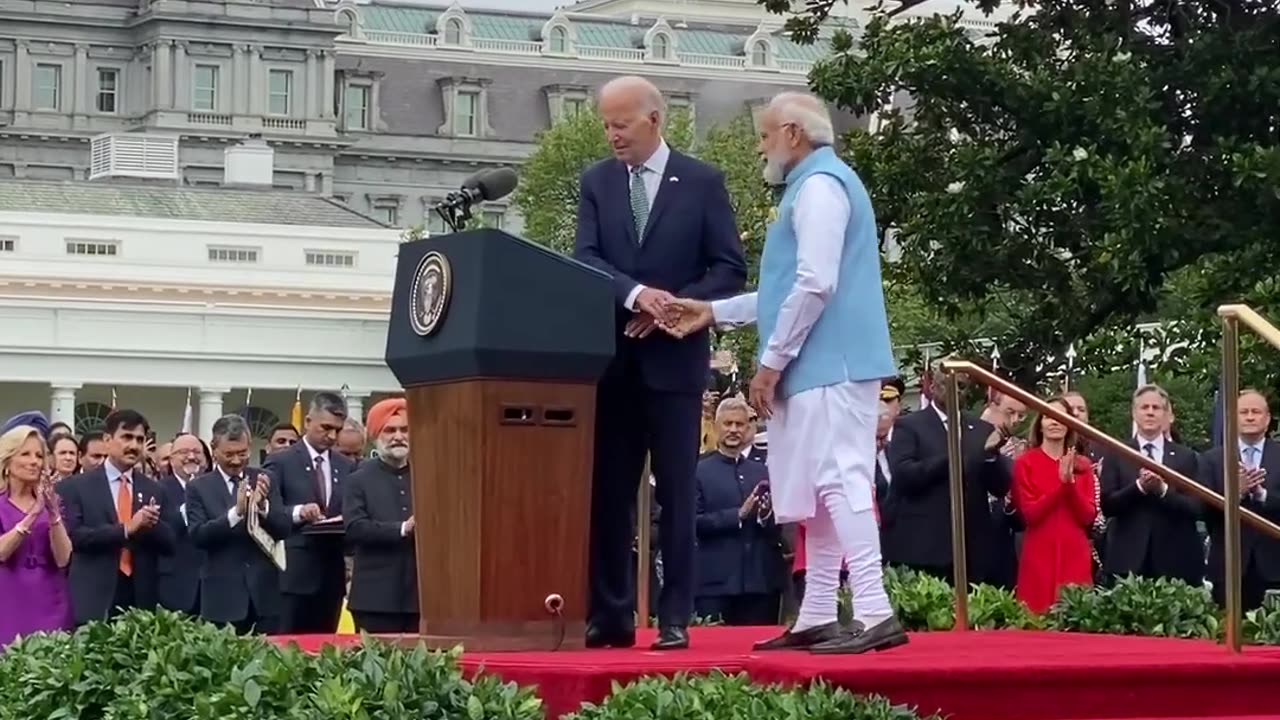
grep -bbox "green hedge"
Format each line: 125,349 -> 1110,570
567,672 -> 939,720
0,609 -> 543,720
882,565 -> 1280,644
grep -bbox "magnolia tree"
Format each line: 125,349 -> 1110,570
760,0 -> 1280,395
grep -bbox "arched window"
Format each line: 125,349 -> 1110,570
444,18 -> 463,45
336,8 -> 359,35
651,33 -> 670,60
549,26 -> 568,54
74,402 -> 113,436
751,40 -> 769,66
241,406 -> 283,441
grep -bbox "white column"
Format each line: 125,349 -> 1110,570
320,50 -> 335,119
154,39 -> 172,109
346,394 -> 366,424
305,49 -> 318,118
232,44 -> 248,115
173,41 -> 188,111
14,40 -> 30,111
72,43 -> 88,116
248,44 -> 262,115
50,383 -> 81,428
198,388 -> 228,441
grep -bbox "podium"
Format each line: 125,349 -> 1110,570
385,228 -> 615,650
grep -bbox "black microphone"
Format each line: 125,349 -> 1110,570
441,167 -> 518,210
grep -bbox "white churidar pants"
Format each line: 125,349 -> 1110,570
767,379 -> 893,630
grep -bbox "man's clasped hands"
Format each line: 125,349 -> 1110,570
626,288 -> 782,421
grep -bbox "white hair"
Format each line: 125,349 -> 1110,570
600,75 -> 666,124
716,396 -> 752,422
768,91 -> 835,146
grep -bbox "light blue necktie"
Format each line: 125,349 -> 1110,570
1245,446 -> 1259,470
629,165 -> 649,243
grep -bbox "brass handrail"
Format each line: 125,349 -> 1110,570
1218,303 -> 1280,651
940,360 -> 1280,649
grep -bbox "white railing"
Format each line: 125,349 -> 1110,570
351,32 -> 814,74
187,113 -> 233,126
263,118 -> 306,131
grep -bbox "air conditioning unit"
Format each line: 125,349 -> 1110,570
89,133 -> 180,181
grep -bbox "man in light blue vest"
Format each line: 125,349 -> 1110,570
663,92 -> 906,654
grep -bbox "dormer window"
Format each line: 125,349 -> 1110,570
549,26 -> 569,54
444,18 -> 464,45
751,40 -> 769,66
651,33 -> 671,60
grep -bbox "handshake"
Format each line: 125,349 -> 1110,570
625,288 -> 715,339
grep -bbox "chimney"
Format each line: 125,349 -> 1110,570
223,134 -> 274,187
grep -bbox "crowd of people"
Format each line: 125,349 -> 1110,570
690,380 -> 1280,622
0,392 -> 420,646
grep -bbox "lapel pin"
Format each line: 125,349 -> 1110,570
668,176 -> 679,182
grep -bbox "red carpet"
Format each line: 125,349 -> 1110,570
272,627 -> 1280,720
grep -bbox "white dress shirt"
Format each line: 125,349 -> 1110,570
711,174 -> 850,373
622,140 -> 673,311
218,466 -> 245,527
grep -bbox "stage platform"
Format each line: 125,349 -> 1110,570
272,627 -> 1280,720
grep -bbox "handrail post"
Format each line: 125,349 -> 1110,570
1221,317 -> 1243,652
943,369 -> 969,631
636,456 -> 652,629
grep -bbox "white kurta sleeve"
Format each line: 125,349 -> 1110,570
711,292 -> 759,326
759,174 -> 851,371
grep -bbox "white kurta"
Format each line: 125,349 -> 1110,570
711,174 -> 878,523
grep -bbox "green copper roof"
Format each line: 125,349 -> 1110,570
361,3 -> 831,62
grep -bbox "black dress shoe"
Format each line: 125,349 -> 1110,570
585,623 -> 636,649
809,616 -> 909,655
752,621 -> 844,651
650,626 -> 689,650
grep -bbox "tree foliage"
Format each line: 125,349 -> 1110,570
765,0 -> 1280,394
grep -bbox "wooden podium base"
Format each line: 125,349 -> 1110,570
407,378 -> 595,653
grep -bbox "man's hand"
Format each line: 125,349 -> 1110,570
235,481 -> 250,515
737,492 -> 759,521
1138,468 -> 1165,494
661,298 -> 715,339
1242,467 -> 1266,498
255,473 -> 272,494
299,503 -> 324,522
623,313 -> 659,339
404,516 -> 416,535
634,288 -> 676,323
749,367 -> 782,420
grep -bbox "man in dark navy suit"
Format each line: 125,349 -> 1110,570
157,432 -> 207,616
574,75 -> 747,650
263,392 -> 354,634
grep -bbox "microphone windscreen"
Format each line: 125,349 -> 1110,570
477,167 -> 519,201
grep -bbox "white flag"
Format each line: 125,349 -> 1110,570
181,388 -> 193,434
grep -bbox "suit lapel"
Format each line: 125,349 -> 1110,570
641,153 -> 680,244
210,471 -> 233,511
94,468 -> 118,522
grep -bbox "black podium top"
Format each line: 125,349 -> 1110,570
385,229 -> 616,387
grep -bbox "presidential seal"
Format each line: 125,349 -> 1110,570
409,250 -> 452,336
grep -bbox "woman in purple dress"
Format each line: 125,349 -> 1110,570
0,425 -> 73,647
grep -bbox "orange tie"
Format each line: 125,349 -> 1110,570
116,476 -> 133,576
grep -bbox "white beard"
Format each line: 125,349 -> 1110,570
763,152 -> 789,186
377,441 -> 410,463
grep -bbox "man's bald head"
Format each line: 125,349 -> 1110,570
598,75 -> 665,166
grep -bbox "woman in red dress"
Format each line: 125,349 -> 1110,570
1011,397 -> 1097,613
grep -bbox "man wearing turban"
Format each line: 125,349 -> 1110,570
341,398 -> 418,633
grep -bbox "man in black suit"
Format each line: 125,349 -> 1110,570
693,397 -> 785,626
186,415 -> 291,633
263,391 -> 353,634
574,76 -> 746,650
1101,384 -> 1204,586
157,433 -> 206,615
1199,389 -> 1280,608
344,398 -> 418,633
883,390 -> 1012,585
57,409 -> 177,624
